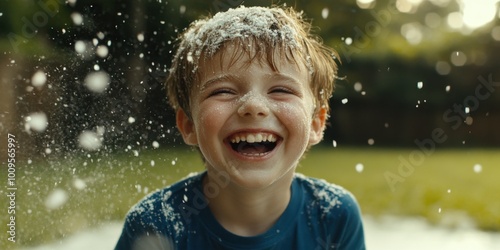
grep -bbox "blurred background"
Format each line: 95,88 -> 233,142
0,0 -> 499,249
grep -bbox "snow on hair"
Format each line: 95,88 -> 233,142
166,5 -> 338,118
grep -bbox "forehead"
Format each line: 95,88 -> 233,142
196,40 -> 309,84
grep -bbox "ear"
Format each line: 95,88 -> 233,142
176,109 -> 198,146
309,107 -> 327,146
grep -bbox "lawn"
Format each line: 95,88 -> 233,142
1,146 -> 499,249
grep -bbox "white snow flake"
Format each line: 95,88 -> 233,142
84,71 -> 110,93
24,112 -> 48,133
45,188 -> 69,210
31,70 -> 47,88
78,130 -> 102,151
417,81 -> 424,89
355,163 -> 364,173
473,164 -> 482,173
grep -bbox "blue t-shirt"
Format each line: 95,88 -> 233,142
115,172 -> 365,250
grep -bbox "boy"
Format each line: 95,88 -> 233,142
115,5 -> 365,250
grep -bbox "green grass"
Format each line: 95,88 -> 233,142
299,147 -> 500,231
1,147 -> 499,248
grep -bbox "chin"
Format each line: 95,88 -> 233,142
225,166 -> 295,190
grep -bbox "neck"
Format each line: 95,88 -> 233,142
203,170 -> 294,237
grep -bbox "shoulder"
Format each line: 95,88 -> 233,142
295,173 -> 366,249
294,173 -> 361,219
123,172 -> 203,236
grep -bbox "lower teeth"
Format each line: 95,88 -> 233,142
240,152 -> 268,157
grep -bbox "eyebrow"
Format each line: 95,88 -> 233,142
200,74 -> 240,91
265,72 -> 304,86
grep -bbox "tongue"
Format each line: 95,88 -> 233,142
237,142 -> 268,155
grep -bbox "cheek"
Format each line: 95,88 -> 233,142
195,102 -> 229,137
274,101 -> 313,135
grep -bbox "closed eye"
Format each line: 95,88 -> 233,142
209,88 -> 236,97
269,86 -> 299,96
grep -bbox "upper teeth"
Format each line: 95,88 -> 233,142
230,133 -> 277,143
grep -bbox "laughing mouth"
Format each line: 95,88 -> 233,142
227,132 -> 280,156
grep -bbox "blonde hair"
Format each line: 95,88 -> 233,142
166,5 -> 338,119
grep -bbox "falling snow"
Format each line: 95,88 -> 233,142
84,71 -> 110,93
473,164 -> 482,173
345,37 -> 353,45
367,138 -> 375,145
73,178 -> 87,190
78,130 -> 103,151
31,70 -> 47,88
321,8 -> 329,19
96,45 -> 109,58
71,12 -> 84,26
45,188 -> 69,210
24,112 -> 48,133
137,32 -> 145,42
74,40 -> 87,54
417,81 -> 423,89
354,82 -> 363,92
355,163 -> 364,173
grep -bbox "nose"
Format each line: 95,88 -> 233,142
237,93 -> 270,118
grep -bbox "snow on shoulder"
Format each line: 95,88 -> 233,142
295,173 -> 357,219
123,187 -> 186,239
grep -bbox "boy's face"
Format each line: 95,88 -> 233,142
177,45 -> 326,189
